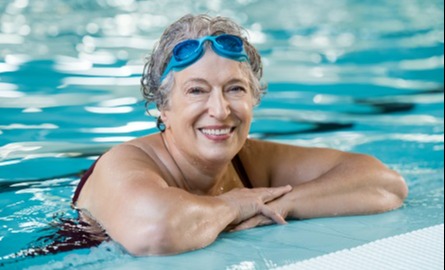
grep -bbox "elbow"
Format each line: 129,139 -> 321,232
367,155 -> 409,210
377,169 -> 409,212
113,204 -> 219,256
117,222 -> 181,257
391,171 -> 409,208
355,154 -> 408,213
393,172 -> 409,203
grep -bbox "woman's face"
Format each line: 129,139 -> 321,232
161,49 -> 255,163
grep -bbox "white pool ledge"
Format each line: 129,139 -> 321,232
275,224 -> 444,270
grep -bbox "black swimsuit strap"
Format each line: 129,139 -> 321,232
232,154 -> 253,189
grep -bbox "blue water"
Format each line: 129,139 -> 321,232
0,0 -> 444,269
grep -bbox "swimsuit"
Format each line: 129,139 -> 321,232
72,154 -> 252,205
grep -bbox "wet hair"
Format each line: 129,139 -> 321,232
141,14 -> 267,129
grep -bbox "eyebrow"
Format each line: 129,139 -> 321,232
183,77 -> 248,87
183,78 -> 209,86
225,78 -> 249,85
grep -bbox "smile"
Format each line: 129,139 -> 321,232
201,128 -> 232,136
198,127 -> 236,140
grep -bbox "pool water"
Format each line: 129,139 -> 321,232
0,0 -> 444,269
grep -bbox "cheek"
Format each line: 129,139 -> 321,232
234,100 -> 254,123
163,104 -> 201,131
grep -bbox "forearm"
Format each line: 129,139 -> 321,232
151,186 -> 293,254
137,192 -> 237,256
116,185 -> 292,255
285,154 -> 408,220
161,195 -> 236,254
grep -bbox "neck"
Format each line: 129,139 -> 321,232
161,131 -> 231,194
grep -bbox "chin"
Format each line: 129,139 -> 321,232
198,146 -> 238,163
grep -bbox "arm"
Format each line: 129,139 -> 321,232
283,152 -> 408,219
235,140 -> 408,230
77,144 -> 291,256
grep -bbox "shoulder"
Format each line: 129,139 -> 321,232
239,139 -> 346,187
87,134 -> 169,193
236,139 -> 288,187
77,134 -> 169,208
240,138 -> 305,157
99,134 -> 164,172
239,138 -> 306,171
241,138 -> 344,162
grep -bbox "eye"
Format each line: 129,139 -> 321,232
188,87 -> 206,95
228,86 -> 247,93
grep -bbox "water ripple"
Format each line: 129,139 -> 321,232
0,0 -> 443,267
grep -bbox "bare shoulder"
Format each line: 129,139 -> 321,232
247,138 -> 345,156
99,135 -> 169,185
241,138 -> 341,162
237,139 -> 296,187
76,135 -> 168,208
75,136 -> 187,253
96,135 -> 152,166
240,139 -> 347,187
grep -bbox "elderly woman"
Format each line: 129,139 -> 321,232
72,14 -> 408,256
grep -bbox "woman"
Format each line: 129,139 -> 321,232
72,14 -> 408,256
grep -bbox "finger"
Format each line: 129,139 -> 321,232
232,217 -> 261,232
260,185 -> 292,203
260,205 -> 287,225
232,215 -> 273,232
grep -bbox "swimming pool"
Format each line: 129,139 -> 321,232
0,0 -> 443,269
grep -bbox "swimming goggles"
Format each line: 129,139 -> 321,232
161,34 -> 250,82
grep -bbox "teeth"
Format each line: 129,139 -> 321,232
201,128 -> 232,136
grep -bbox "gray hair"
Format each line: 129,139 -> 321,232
141,14 -> 267,117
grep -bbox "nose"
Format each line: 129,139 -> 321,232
208,90 -> 230,120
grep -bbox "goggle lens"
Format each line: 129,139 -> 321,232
216,35 -> 243,52
174,40 -> 200,61
162,34 -> 249,82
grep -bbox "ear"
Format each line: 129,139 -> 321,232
160,109 -> 170,129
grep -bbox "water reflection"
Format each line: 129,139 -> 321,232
84,106 -> 133,114
1,0 -> 442,93
1,0 -> 443,61
277,132 -> 444,152
0,0 -> 443,268
83,121 -> 157,133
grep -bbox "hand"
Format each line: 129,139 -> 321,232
218,185 -> 292,228
231,190 -> 293,232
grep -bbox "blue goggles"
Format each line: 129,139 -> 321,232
161,34 -> 250,82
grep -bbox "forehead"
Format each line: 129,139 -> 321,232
174,49 -> 249,85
